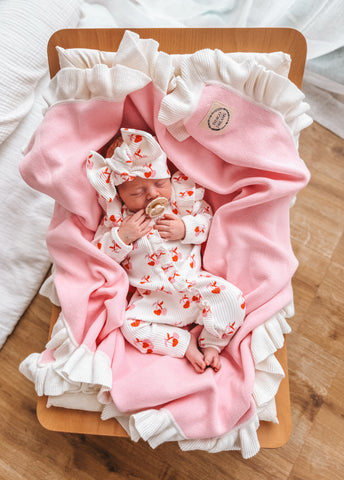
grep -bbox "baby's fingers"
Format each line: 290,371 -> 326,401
140,221 -> 153,236
132,209 -> 147,221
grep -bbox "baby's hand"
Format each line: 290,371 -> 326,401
118,210 -> 152,245
154,213 -> 186,241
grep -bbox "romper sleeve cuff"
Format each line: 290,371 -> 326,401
181,215 -> 209,245
111,227 -> 133,262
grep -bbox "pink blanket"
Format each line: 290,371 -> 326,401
19,31 -> 311,457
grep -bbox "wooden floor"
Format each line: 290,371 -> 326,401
1,121 -> 343,480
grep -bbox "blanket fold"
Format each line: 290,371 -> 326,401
19,30 -> 311,458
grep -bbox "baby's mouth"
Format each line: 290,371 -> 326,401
145,197 -> 169,218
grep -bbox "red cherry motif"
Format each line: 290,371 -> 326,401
134,148 -> 144,159
190,254 -> 196,268
171,201 -> 178,215
212,287 -> 221,294
134,135 -> 142,143
166,333 -> 179,347
171,248 -> 180,262
131,320 -> 141,327
153,301 -> 166,315
143,342 -> 153,354
109,214 -> 122,226
102,167 -> 111,183
144,172 -> 152,178
241,300 -> 246,309
183,300 -> 190,309
97,242 -> 102,249
136,338 -> 153,354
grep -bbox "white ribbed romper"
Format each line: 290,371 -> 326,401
94,171 -> 246,358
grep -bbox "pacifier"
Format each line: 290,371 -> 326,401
145,197 -> 169,218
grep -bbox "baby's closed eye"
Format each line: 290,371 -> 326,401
130,189 -> 145,197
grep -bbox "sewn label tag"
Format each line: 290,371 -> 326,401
200,100 -> 234,134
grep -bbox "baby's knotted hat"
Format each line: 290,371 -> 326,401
86,128 -> 170,203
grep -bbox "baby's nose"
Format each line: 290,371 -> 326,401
146,185 -> 159,199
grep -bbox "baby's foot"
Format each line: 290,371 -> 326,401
185,335 -> 206,374
201,347 -> 221,372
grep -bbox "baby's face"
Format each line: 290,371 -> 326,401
117,177 -> 172,212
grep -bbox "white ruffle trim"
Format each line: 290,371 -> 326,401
19,311 -> 112,397
56,30 -> 291,86
57,32 -> 291,82
46,30 -> 299,138
158,48 -> 312,143
252,304 -> 293,417
44,30 -> 175,109
39,266 -> 60,306
98,302 -> 293,458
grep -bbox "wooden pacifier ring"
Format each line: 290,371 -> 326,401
145,197 -> 169,218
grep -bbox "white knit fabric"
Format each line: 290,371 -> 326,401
158,48 -> 312,144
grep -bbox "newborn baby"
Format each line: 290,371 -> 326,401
87,128 -> 246,373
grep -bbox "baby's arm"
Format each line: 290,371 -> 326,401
154,203 -> 212,244
180,199 -> 212,245
94,210 -> 152,263
117,210 -> 152,245
171,171 -> 213,245
93,222 -> 132,263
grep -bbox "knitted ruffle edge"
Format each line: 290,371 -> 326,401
56,30 -> 291,77
19,311 -> 112,397
43,31 -> 175,110
158,47 -> 312,144
44,30 -> 298,133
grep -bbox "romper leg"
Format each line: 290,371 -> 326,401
195,273 -> 246,351
121,316 -> 191,358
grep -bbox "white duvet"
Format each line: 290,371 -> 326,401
0,0 -> 343,348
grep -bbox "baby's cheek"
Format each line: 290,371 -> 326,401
161,183 -> 172,199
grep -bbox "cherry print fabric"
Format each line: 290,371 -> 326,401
90,171 -> 245,356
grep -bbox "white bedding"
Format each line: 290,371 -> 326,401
0,0 -> 343,348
